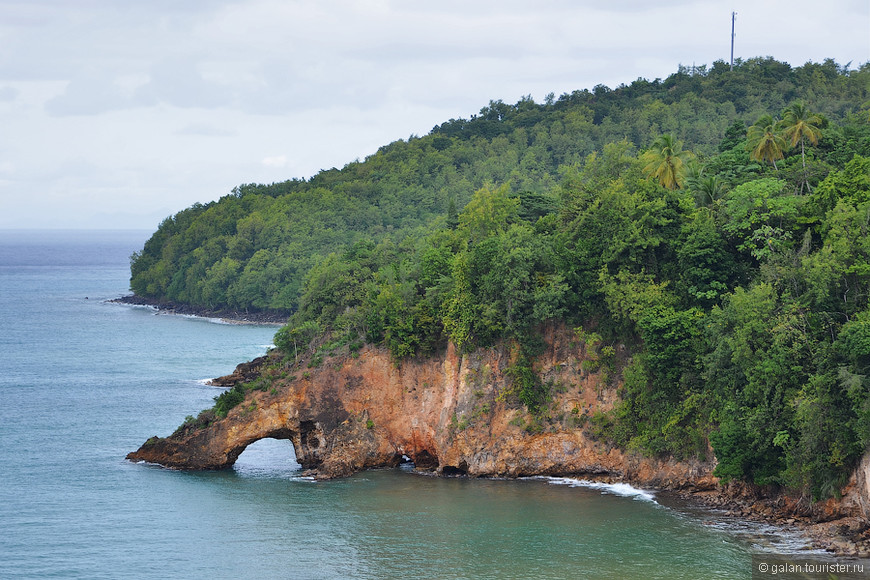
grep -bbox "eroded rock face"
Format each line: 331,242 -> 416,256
127,328 -> 718,488
126,327 -> 870,555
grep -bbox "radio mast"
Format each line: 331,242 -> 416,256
730,12 -> 737,70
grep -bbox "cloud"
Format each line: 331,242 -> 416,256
0,86 -> 18,102
261,155 -> 287,168
2,0 -> 869,228
175,123 -> 237,137
133,58 -> 234,110
44,73 -> 135,116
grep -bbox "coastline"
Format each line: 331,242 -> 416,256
672,483 -> 870,558
130,344 -> 870,558
530,472 -> 870,558
111,295 -> 289,326
525,469 -> 870,558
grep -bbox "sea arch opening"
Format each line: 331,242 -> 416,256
233,434 -> 301,477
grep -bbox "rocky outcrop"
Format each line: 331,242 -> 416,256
208,355 -> 271,387
127,326 -> 870,554
128,327 -> 716,488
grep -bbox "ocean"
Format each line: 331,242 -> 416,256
0,229 -> 842,579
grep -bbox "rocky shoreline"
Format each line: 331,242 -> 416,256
128,328 -> 870,559
531,467 -> 870,557
673,483 -> 870,558
111,295 -> 289,325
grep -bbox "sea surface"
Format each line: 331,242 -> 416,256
0,229 -> 854,579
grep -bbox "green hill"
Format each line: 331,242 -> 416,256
131,57 -> 868,314
132,56 -> 870,499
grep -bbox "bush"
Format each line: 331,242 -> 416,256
214,385 -> 245,418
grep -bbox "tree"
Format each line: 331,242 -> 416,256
781,102 -> 825,173
446,195 -> 459,229
641,134 -> 692,189
458,183 -> 519,243
747,114 -> 786,171
719,178 -> 800,258
687,167 -> 725,208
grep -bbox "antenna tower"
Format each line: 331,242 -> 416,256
730,11 -> 736,70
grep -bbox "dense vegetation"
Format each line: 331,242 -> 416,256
131,57 -> 867,313
134,57 -> 870,500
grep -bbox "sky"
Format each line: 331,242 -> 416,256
1,0 -> 868,230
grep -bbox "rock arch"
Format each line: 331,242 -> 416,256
126,400 -> 330,471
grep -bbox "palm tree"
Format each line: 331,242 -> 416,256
641,134 -> 692,189
692,174 -> 725,208
746,114 -> 786,171
780,102 -> 824,188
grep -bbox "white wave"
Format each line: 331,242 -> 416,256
194,378 -> 222,387
113,302 -> 157,312
543,477 -> 658,503
179,313 -> 227,324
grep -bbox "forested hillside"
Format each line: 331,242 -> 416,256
133,57 -> 870,499
131,57 -> 867,313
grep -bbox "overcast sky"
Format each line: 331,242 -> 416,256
1,0 -> 868,230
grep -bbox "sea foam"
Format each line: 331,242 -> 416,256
543,477 -> 658,503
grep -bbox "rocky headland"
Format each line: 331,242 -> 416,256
127,326 -> 870,556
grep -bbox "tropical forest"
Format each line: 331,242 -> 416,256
130,57 -> 870,501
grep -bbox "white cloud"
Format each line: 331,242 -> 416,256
261,155 -> 287,168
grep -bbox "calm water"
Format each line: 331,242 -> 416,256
0,229 -> 835,579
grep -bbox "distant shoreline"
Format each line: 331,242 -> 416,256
110,295 -> 289,326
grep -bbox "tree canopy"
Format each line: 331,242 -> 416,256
132,57 -> 870,500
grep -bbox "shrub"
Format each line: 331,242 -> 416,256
214,385 -> 245,418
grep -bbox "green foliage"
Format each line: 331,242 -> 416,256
213,385 -> 245,418
780,102 -> 826,178
130,59 -> 870,317
809,155 -> 870,214
640,134 -> 693,189
676,210 -> 733,305
136,57 -> 870,499
837,309 -> 870,373
442,252 -> 475,351
720,178 -> 802,258
505,348 -> 550,414
274,319 -> 319,360
458,183 -> 519,243
747,114 -> 787,170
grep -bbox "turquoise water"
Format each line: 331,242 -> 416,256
0,229 -> 808,579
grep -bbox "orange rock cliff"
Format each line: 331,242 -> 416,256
127,326 -> 870,538
129,327 -> 716,485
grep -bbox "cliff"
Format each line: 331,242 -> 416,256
128,327 -> 714,486
127,327 -> 870,554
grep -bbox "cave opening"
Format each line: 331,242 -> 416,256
412,450 -> 439,471
441,464 -> 468,476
